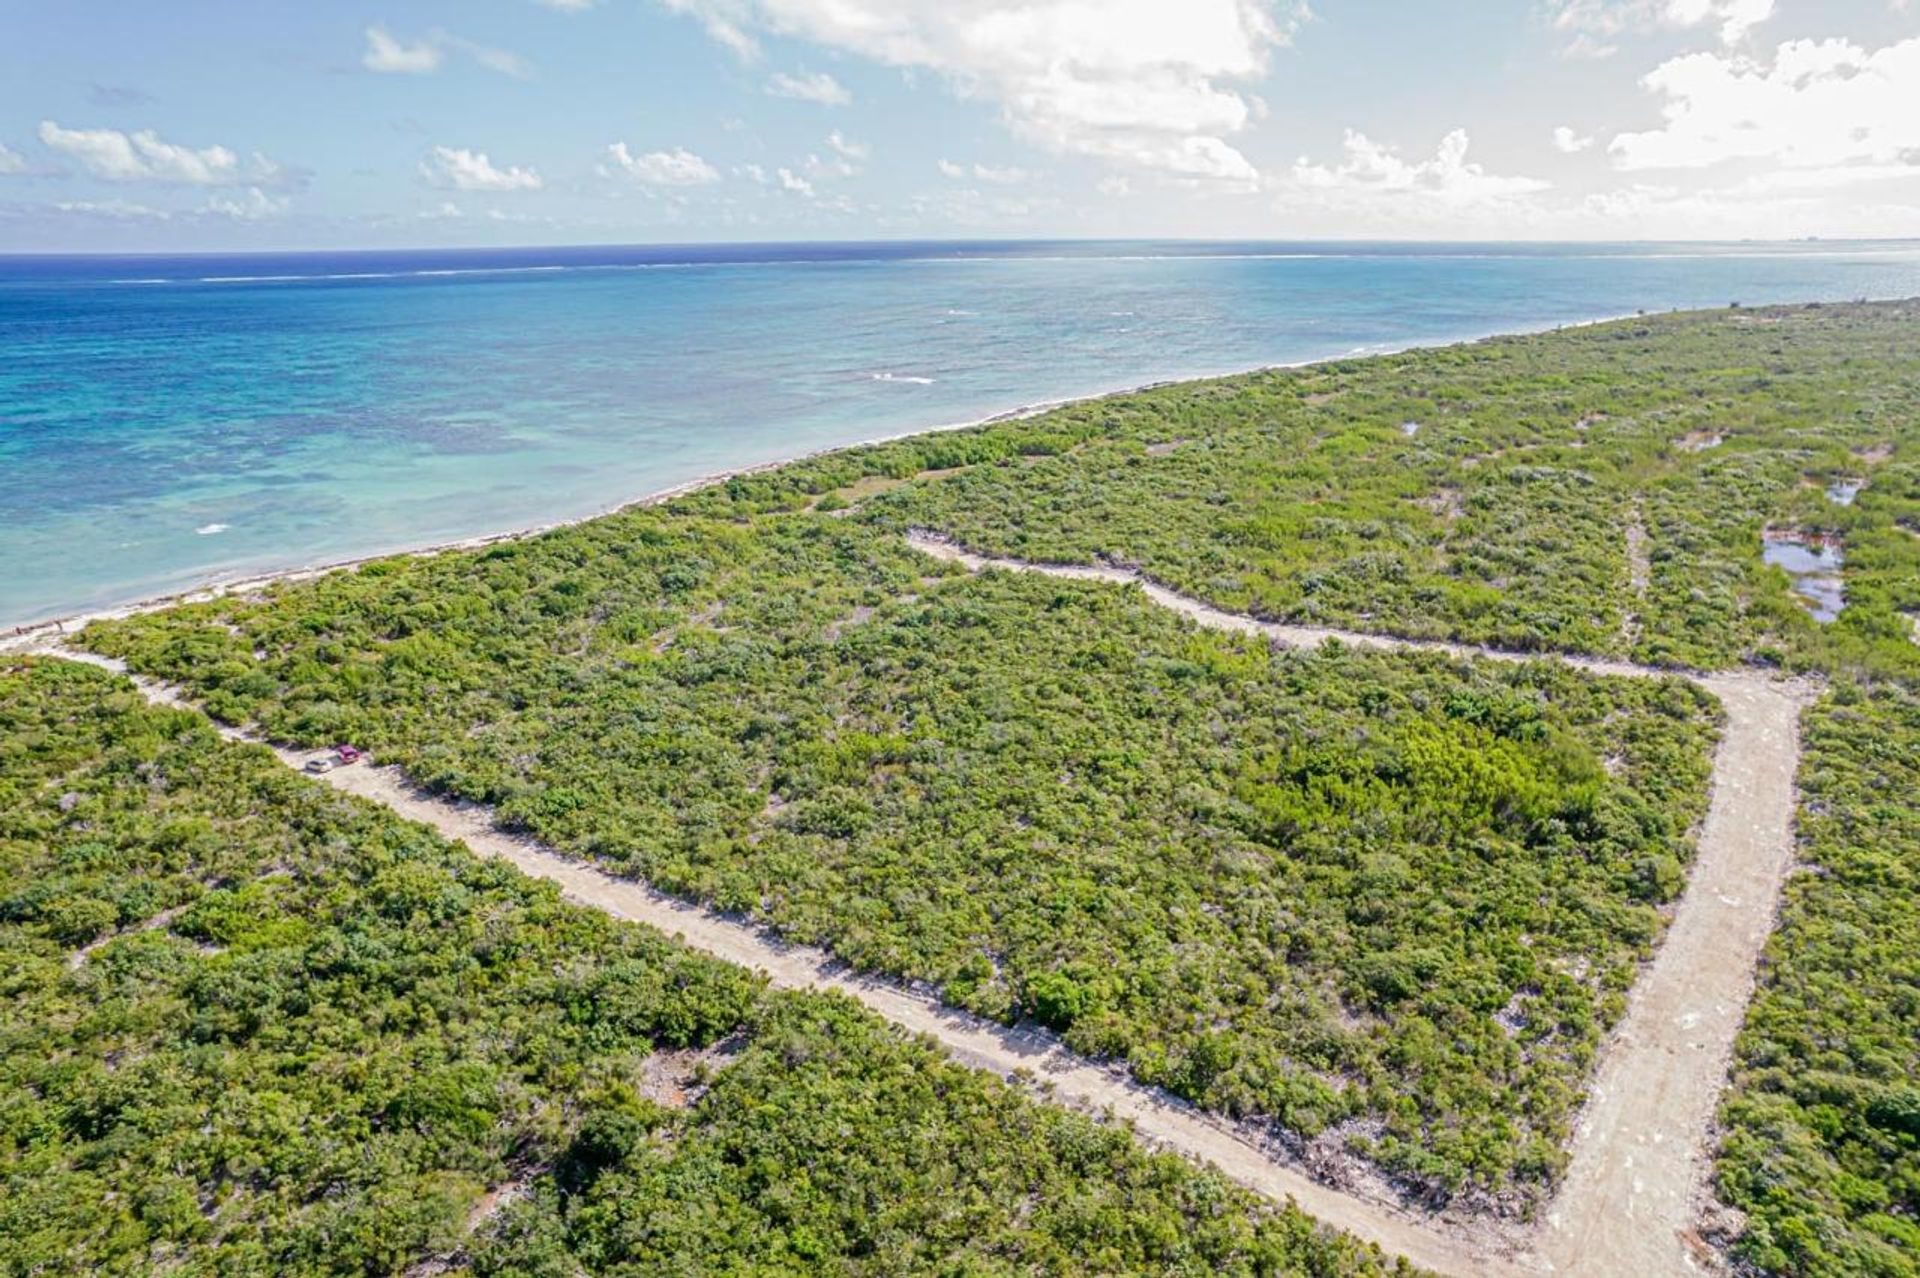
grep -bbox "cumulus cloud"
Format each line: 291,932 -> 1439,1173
1546,0 -> 1774,55
204,187 -> 290,220
420,145 -> 544,191
363,26 -> 532,78
0,143 -> 24,175
1290,129 -> 1550,205
604,142 -> 721,185
1553,125 -> 1596,153
796,133 -> 869,180
1610,36 -> 1920,173
777,166 -> 815,195
826,131 -> 870,162
939,158 -> 1031,183
665,0 -> 1300,184
765,70 -> 852,104
37,121 -> 282,186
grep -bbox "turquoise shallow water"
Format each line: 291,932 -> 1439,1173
5,238 -> 1920,626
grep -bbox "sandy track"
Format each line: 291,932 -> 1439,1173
29,648 -> 1509,1277
24,541 -> 1812,1278
1531,673 -> 1810,1276
906,535 -> 1813,1277
319,762 -> 1526,1277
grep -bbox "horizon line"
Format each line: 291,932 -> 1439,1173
6,233 -> 1920,261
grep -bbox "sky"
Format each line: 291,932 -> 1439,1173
2,0 -> 1918,251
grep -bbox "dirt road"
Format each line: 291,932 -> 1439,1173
24,538 -> 1813,1278
906,536 -> 1813,1277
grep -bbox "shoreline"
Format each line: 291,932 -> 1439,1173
2,310 -> 1645,647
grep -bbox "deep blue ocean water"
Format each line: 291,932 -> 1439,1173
6,238 -> 1920,627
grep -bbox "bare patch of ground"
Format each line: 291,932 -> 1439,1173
808,465 -> 975,514
641,1034 -> 745,1109
823,604 -> 876,640
1416,488 -> 1465,523
67,905 -> 188,969
398,1178 -> 531,1278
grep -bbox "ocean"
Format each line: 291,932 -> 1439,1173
6,238 -> 1920,627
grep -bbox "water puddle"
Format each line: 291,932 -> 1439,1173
1825,479 -> 1863,506
1399,421 -> 1421,437
1762,529 -> 1845,622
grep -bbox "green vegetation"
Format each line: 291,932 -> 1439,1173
0,657 -> 1408,1277
697,301 -> 1920,676
52,301 -> 1920,1269
1715,680 -> 1920,1277
83,496 -> 1718,1206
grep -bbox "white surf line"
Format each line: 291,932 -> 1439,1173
25,645 -> 1515,1278
905,532 -> 1814,1278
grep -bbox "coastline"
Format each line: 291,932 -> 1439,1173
2,311 -> 1643,648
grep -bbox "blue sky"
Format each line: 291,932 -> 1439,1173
2,0 -> 1917,250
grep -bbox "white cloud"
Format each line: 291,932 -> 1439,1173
1610,36 -> 1920,172
974,163 -> 1031,184
36,121 -> 280,186
1290,129 -> 1550,205
420,145 -> 544,191
799,134 -> 869,180
1546,0 -> 1774,52
777,166 -> 815,195
939,158 -> 1031,183
826,130 -> 870,162
54,198 -> 171,220
604,142 -> 721,185
765,70 -> 852,105
364,25 -> 444,73
0,143 -> 24,174
1553,125 -> 1596,153
455,38 -> 535,79
363,26 -> 532,78
204,187 -> 289,220
666,0 -> 1300,183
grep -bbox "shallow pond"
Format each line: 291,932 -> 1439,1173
1763,530 -> 1845,622
1826,479 -> 1863,506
